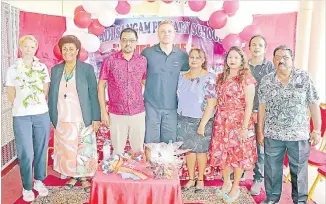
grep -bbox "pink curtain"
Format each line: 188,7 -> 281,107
19,11 -> 66,70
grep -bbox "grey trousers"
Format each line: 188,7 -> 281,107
13,112 -> 51,190
253,123 -> 264,182
144,101 -> 177,144
264,138 -> 310,204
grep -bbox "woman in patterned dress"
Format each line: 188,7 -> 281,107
48,35 -> 101,192
209,46 -> 258,202
177,48 -> 217,193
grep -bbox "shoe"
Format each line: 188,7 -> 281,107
79,178 -> 91,193
181,179 -> 196,191
194,179 -> 204,193
229,172 -> 245,181
261,200 -> 279,204
64,177 -> 79,190
250,180 -> 262,195
34,180 -> 49,197
216,182 -> 232,196
22,188 -> 35,202
223,188 -> 240,203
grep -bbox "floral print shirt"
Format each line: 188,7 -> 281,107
177,73 -> 217,118
258,68 -> 319,141
5,57 -> 50,116
99,51 -> 147,115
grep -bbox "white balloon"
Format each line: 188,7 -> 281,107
103,0 -> 118,9
98,12 -> 116,27
214,24 -> 230,39
226,10 -> 253,34
198,7 -> 212,21
129,1 -> 143,6
62,30 -> 89,42
82,33 -> 101,53
82,1 -> 102,14
198,1 -> 223,22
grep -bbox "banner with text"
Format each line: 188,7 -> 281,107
91,17 -> 225,77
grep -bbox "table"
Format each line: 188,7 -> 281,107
89,171 -> 183,204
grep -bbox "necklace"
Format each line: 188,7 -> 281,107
64,64 -> 76,87
63,64 -> 76,99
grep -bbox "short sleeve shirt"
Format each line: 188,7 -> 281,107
142,44 -> 189,110
99,51 -> 147,115
177,73 -> 217,118
248,58 -> 275,111
5,57 -> 50,116
258,68 -> 319,141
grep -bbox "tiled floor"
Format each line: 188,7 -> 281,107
1,165 -> 325,204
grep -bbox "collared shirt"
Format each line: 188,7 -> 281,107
248,58 -> 274,111
99,51 -> 147,115
258,68 -> 319,141
141,44 -> 189,110
5,57 -> 50,116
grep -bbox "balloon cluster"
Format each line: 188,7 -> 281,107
187,0 -> 261,52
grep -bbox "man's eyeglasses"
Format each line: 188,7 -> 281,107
274,55 -> 291,61
121,39 -> 137,44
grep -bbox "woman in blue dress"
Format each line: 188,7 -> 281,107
177,48 -> 217,193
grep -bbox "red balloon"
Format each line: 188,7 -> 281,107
188,1 -> 206,12
208,10 -> 228,29
239,25 -> 261,42
74,5 -> 85,15
222,34 -> 242,51
74,11 -> 92,29
88,19 -> 105,36
163,0 -> 173,4
115,1 -> 131,15
78,48 -> 88,62
222,0 -> 239,17
53,45 -> 63,60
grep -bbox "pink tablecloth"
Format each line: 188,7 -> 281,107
89,171 -> 183,204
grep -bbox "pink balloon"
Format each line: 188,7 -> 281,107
53,45 -> 63,60
74,5 -> 85,15
74,11 -> 92,29
163,0 -> 173,4
208,10 -> 228,29
88,19 -> 105,36
115,1 -> 131,15
78,48 -> 88,62
239,25 -> 261,42
188,1 -> 206,12
222,0 -> 239,17
222,34 -> 242,51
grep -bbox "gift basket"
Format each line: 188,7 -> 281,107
101,141 -> 190,180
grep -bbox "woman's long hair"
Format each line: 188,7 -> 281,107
217,46 -> 250,85
189,48 -> 207,70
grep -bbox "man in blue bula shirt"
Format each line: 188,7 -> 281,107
141,20 -> 189,144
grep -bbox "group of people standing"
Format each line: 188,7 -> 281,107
6,20 -> 321,204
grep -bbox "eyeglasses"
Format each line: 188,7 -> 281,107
274,55 -> 291,61
121,39 -> 137,44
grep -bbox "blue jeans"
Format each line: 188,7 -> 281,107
253,123 -> 264,182
264,138 -> 310,204
13,112 -> 51,190
144,101 -> 177,143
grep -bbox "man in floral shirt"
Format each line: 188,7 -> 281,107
98,28 -> 147,155
258,45 -> 321,204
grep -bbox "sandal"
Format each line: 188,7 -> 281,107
79,178 -> 91,193
181,179 -> 196,191
64,177 -> 79,190
194,179 -> 205,193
